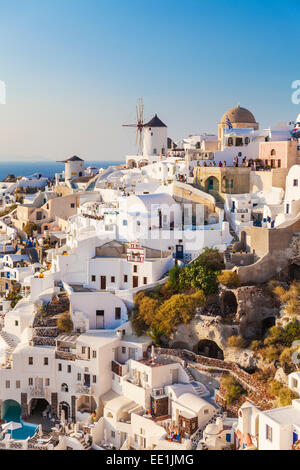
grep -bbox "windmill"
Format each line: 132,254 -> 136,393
123,98 -> 144,154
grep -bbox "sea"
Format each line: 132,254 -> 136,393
0,160 -> 123,181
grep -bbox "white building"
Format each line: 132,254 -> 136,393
234,399 -> 300,450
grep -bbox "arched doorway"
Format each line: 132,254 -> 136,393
2,399 -> 21,422
262,317 -> 276,336
205,176 -> 219,193
196,339 -> 224,360
220,291 -> 238,316
59,401 -> 71,421
29,398 -> 50,419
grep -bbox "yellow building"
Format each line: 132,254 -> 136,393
194,166 -> 250,200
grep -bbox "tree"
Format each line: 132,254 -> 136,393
168,265 -> 182,292
179,264 -> 218,295
196,247 -> 224,272
154,293 -> 198,336
138,297 -> 161,326
217,271 -> 241,289
57,313 -> 73,333
146,325 -> 165,346
23,222 -> 39,238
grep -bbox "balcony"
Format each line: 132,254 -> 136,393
55,350 -> 76,361
111,360 -> 128,377
29,387 -> 50,400
76,384 -> 93,395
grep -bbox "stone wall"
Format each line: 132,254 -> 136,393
156,348 -> 275,410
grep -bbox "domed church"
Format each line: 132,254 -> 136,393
218,105 -> 259,140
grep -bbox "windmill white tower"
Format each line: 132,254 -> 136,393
143,114 -> 168,157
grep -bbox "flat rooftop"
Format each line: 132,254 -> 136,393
69,284 -> 100,293
263,404 -> 300,426
137,358 -> 176,368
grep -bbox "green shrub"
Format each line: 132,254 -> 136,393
221,374 -> 244,405
226,335 -> 246,350
279,388 -> 299,407
217,271 -> 241,288
57,313 -> 73,333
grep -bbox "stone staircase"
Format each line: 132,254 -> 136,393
184,367 -> 209,398
0,331 -> 15,360
46,292 -> 70,316
33,292 -> 70,347
223,218 -> 239,268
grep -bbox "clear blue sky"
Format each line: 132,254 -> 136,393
0,0 -> 299,161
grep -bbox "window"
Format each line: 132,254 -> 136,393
294,179 -> 298,187
70,203 -> 75,208
96,310 -> 104,316
133,265 -> 137,273
28,357 -> 33,365
82,347 -> 86,354
58,363 -> 62,371
204,409 -> 209,414
266,424 -> 273,442
28,378 -> 33,386
91,275 -> 96,282
67,365 -> 71,373
44,357 -> 48,365
122,347 -> 126,354
111,431 -> 115,438
5,380 -> 10,388
16,380 -> 20,389
143,277 -> 147,285
292,378 -> 298,388
45,378 -> 50,387
77,373 -> 81,381
93,375 -> 97,383
122,220 -> 128,226
115,307 -> 121,320
111,276 -> 115,283
15,320 -> 18,326
124,275 -> 128,283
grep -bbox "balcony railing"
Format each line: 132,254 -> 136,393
55,350 -> 76,361
76,384 -> 93,395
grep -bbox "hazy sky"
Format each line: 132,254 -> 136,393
0,0 -> 299,161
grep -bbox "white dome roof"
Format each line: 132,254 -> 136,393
205,424 -> 219,435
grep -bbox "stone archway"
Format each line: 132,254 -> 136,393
195,339 -> 224,360
220,290 -> 238,316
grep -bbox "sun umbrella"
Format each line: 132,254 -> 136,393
2,421 -> 22,431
